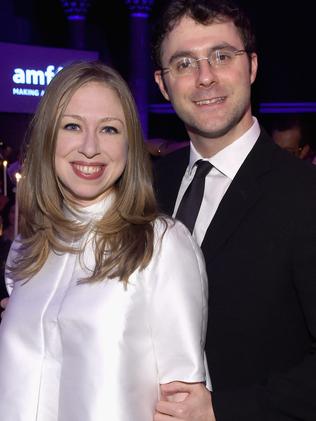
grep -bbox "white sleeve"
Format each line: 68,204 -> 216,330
147,219 -> 209,385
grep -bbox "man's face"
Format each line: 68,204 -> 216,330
155,16 -> 257,153
272,126 -> 303,157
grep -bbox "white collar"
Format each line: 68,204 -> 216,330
63,193 -> 115,223
189,117 -> 260,179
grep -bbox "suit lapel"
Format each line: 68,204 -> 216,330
202,132 -> 276,258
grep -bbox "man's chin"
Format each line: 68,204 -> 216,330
186,124 -> 232,140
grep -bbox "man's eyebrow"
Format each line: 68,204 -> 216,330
168,43 -> 238,63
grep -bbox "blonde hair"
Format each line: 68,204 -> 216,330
9,61 -> 163,284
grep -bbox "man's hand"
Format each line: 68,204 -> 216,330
154,382 -> 215,421
0,297 -> 9,319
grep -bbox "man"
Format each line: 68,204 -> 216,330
152,1 -> 316,420
270,115 -> 314,161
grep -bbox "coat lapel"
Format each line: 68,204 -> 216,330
202,131 -> 276,258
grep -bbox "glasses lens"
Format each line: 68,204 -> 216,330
172,57 -> 196,76
212,49 -> 235,65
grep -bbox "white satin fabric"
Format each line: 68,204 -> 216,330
0,196 -> 208,421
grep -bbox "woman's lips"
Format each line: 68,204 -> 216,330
71,162 -> 106,180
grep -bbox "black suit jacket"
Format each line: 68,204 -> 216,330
154,130 -> 316,421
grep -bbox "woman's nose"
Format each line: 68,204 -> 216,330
78,132 -> 100,158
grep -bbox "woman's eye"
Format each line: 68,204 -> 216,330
64,123 -> 80,131
102,126 -> 119,134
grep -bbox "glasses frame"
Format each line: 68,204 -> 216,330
161,48 -> 248,77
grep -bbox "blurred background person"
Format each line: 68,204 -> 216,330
269,115 -> 315,162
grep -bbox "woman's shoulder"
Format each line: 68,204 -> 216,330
153,215 -> 190,238
146,216 -> 208,297
153,216 -> 202,258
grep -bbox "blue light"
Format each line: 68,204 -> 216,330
131,12 -> 149,18
259,102 -> 316,113
68,15 -> 85,21
149,104 -> 175,114
260,102 -> 316,107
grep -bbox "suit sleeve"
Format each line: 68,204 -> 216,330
264,169 -> 316,419
213,168 -> 316,421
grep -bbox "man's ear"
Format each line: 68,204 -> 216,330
250,52 -> 258,85
154,70 -> 170,101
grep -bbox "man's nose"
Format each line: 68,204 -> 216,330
195,58 -> 218,88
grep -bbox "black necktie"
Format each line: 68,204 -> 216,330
176,160 -> 212,233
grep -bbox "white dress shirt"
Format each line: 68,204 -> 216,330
173,118 -> 261,246
0,195 -> 208,421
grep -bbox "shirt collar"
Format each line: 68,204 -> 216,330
189,117 -> 260,179
63,192 -> 115,223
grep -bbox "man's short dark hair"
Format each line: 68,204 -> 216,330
151,0 -> 256,70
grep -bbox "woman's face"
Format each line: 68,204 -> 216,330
55,81 -> 128,206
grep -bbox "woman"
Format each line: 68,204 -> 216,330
0,61 -> 208,420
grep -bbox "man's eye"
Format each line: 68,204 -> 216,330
176,58 -> 194,71
64,123 -> 80,131
102,126 -> 119,134
215,50 -> 233,63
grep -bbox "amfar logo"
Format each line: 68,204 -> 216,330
12,65 -> 63,97
13,65 -> 63,85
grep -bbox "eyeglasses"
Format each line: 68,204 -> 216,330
161,48 -> 247,77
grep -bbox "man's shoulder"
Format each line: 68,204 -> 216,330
252,131 -> 316,199
248,129 -> 315,177
153,145 -> 190,186
270,139 -> 316,183
154,145 -> 190,171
